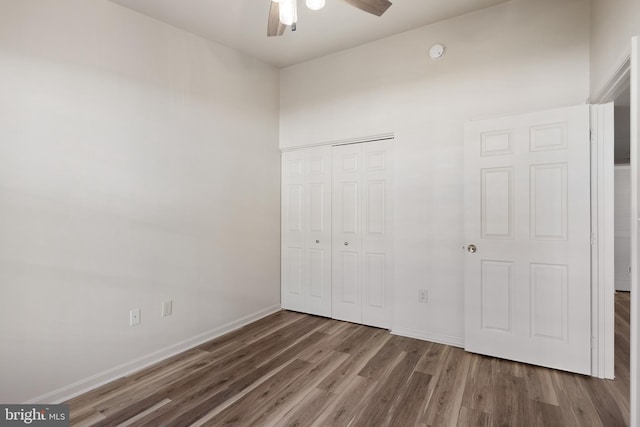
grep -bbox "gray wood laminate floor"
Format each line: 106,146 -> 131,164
67,292 -> 630,426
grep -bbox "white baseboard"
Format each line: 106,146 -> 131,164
27,304 -> 282,404
391,327 -> 464,348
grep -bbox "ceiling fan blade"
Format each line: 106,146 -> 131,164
342,0 -> 392,17
267,1 -> 287,37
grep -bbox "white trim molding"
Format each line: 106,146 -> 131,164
590,103 -> 616,379
391,328 -> 464,349
589,54 -> 631,104
590,56 -> 631,104
280,133 -> 394,152
26,305 -> 282,404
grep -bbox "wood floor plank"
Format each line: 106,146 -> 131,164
201,358 -> 313,426
415,341 -> 447,375
550,370 -> 604,427
582,376 -> 627,427
274,388 -> 338,427
531,401 -> 566,427
522,364 -> 560,406
233,351 -> 350,427
317,330 -> 390,395
357,335 -> 405,379
89,349 -> 213,417
387,371 -> 433,426
196,310 -> 300,352
311,375 -> 378,427
491,372 -> 522,427
116,398 -> 171,427
68,408 -> 107,427
422,346 -> 472,427
66,296 -> 630,427
351,351 -> 412,426
127,330 -> 331,426
351,337 -> 430,426
456,406 -> 491,427
461,355 -> 494,414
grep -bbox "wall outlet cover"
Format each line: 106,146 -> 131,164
130,309 -> 141,326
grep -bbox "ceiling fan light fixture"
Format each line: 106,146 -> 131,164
279,0 -> 297,25
306,0 -> 325,11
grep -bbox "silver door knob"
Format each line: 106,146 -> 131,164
344,242 -> 349,246
467,244 -> 477,253
316,240 -> 320,244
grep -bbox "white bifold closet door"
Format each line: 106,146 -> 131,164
281,146 -> 332,317
332,140 -> 394,329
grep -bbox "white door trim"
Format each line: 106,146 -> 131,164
280,134 -> 395,152
630,35 -> 639,427
589,55 -> 630,105
590,103 -> 616,379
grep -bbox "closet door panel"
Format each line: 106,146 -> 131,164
332,144 -> 363,323
282,151 -> 307,312
305,146 -> 332,317
362,141 -> 394,328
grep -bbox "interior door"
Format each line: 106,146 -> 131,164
464,105 -> 592,374
361,140 -> 394,328
332,140 -> 394,328
281,146 -> 332,317
305,147 -> 332,316
282,150 -> 306,313
332,143 -> 363,324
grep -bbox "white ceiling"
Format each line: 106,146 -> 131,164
110,0 -> 509,68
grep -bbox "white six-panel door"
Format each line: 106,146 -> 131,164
464,105 -> 592,375
331,143 -> 362,323
281,146 -> 332,317
332,140 -> 394,329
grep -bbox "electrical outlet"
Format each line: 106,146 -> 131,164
162,300 -> 173,317
418,289 -> 428,304
130,308 -> 141,326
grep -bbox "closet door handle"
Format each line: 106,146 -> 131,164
315,240 -> 320,244
344,242 -> 349,246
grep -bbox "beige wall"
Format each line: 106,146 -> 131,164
0,0 -> 281,403
281,0 -> 591,345
590,0 -> 640,97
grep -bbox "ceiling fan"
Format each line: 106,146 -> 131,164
267,0 -> 392,37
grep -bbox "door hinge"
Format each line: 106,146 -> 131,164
591,336 -> 598,349
591,232 -> 597,246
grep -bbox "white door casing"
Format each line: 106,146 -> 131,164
332,140 -> 394,328
464,105 -> 592,375
281,146 -> 332,317
591,103 -> 615,380
630,35 -> 639,427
